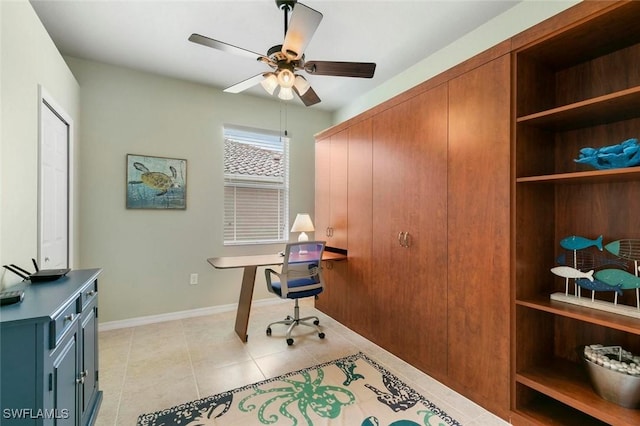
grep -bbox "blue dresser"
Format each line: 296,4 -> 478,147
0,269 -> 102,425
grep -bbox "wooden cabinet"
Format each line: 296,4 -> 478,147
314,131 -> 348,248
315,130 -> 348,318
512,2 -> 640,424
0,269 -> 102,426
446,54 -> 511,417
344,118 -> 373,335
371,84 -> 449,376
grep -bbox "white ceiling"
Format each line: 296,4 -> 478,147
30,0 -> 521,111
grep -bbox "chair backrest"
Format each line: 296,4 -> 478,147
279,241 -> 326,297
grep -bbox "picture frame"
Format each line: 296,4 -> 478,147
126,154 -> 187,209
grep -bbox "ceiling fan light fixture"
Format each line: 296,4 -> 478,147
277,68 -> 295,88
293,75 -> 310,95
261,73 -> 279,95
278,86 -> 294,100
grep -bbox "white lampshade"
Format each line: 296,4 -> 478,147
260,73 -> 278,95
277,68 -> 295,88
278,86 -> 294,100
293,75 -> 310,95
291,213 -> 314,242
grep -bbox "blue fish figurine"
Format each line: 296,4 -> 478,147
560,235 -> 603,251
594,269 -> 640,290
576,277 -> 623,296
604,239 -> 640,261
556,250 -> 628,269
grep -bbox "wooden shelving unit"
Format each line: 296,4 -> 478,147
513,1 -> 640,424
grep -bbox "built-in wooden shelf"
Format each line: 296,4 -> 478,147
513,2 -> 640,423
516,166 -> 640,184
516,358 -> 640,426
516,296 -> 640,335
517,87 -> 640,130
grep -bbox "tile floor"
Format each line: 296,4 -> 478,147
95,299 -> 510,425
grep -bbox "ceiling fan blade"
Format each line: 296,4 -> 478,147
294,85 -> 321,107
282,3 -> 323,60
189,33 -> 267,62
304,61 -> 376,78
224,74 -> 265,94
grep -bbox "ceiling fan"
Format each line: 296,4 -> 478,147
188,0 -> 376,107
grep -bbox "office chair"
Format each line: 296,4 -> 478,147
265,241 -> 326,345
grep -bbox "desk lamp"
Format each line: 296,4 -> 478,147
291,213 -> 314,242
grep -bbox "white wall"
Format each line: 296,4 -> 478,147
0,0 -> 81,288
66,58 -> 331,323
334,0 -> 581,123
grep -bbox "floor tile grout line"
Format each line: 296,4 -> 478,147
113,327 -> 134,426
179,318 -> 202,400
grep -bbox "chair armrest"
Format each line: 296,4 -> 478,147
264,268 -> 280,292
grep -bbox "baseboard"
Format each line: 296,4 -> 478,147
98,298 -> 287,332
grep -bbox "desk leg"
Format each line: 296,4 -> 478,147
235,265 -> 257,342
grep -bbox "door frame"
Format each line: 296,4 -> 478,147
38,85 -> 75,268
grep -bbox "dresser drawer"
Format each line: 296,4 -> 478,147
80,280 -> 98,311
50,298 -> 80,349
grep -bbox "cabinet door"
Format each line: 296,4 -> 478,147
314,137 -> 331,243
328,131 -> 348,248
315,131 -> 348,318
315,132 -> 348,247
52,330 -> 78,426
447,54 -> 511,417
345,118 -> 373,334
372,85 -> 448,374
80,304 -> 98,424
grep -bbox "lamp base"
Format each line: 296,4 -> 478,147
298,232 -> 309,242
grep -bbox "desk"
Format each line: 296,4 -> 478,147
207,251 -> 346,342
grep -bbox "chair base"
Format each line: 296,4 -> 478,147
266,299 -> 325,345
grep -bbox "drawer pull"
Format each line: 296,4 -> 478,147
86,290 -> 97,297
64,314 -> 76,322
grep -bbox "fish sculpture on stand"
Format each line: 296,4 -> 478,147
556,250 -> 628,270
551,266 -> 594,281
594,268 -> 640,308
551,266 -> 594,295
560,235 -> 603,251
605,239 -> 640,261
576,277 -> 624,301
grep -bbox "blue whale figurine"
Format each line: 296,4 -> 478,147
594,269 -> 640,290
560,235 -> 603,251
576,277 -> 623,296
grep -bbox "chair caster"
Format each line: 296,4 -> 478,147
313,319 -> 320,326
318,332 -> 325,339
266,327 -> 272,336
286,338 -> 294,346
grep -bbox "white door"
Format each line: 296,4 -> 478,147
39,97 -> 69,269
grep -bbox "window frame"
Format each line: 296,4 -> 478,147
223,125 -> 290,246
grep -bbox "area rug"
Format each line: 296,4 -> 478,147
137,352 -> 461,426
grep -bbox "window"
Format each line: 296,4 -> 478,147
223,125 -> 289,245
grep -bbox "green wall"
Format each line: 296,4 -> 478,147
67,58 -> 331,323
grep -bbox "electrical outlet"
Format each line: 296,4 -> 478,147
190,273 -> 198,285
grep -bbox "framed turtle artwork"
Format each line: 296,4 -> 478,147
126,154 -> 186,209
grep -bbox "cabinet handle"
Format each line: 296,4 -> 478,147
64,314 -> 76,323
398,232 -> 410,248
86,290 -> 97,297
403,232 -> 411,248
75,370 -> 88,385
